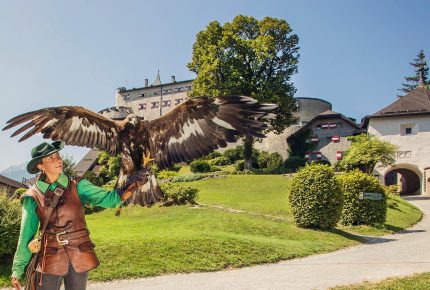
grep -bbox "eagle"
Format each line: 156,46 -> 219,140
3,96 -> 276,207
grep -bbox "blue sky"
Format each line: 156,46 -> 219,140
0,0 -> 429,172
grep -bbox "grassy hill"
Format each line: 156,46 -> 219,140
0,175 -> 422,286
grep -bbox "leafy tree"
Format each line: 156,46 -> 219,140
399,49 -> 429,95
61,154 -> 76,177
287,128 -> 316,157
187,15 -> 300,169
97,151 -> 121,182
338,134 -> 398,175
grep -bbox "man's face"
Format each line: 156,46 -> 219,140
39,152 -> 63,175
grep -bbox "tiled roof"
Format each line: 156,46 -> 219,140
0,174 -> 27,189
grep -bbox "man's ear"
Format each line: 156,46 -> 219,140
37,163 -> 44,172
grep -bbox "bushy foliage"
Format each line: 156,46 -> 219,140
208,156 -> 231,166
160,183 -> 198,206
337,170 -> 387,226
190,160 -> 211,173
82,171 -> 104,186
235,160 -> 245,172
338,134 -> 397,174
0,189 -> 21,257
157,170 -> 179,180
61,154 -> 77,177
257,151 -> 270,168
289,164 -> 343,229
210,165 -> 222,172
13,188 -> 27,199
98,151 -> 121,181
170,172 -> 227,183
202,151 -> 222,160
267,152 -> 284,170
284,156 -> 306,172
223,146 -> 244,163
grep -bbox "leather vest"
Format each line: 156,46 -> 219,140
22,177 -> 99,275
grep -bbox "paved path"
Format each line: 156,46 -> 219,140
85,195 -> 430,290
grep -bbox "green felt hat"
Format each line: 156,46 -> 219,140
27,141 -> 65,174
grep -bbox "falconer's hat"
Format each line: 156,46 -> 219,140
27,141 -> 64,174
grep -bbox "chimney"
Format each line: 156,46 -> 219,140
144,79 -> 148,87
171,75 -> 176,83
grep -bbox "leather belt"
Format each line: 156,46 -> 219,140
45,228 -> 89,246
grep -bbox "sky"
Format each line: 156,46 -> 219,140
0,0 -> 429,172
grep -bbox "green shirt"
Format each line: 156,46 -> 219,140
11,173 -> 122,279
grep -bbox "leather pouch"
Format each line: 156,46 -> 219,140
78,241 -> 95,252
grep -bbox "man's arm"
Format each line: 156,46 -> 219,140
11,197 -> 39,280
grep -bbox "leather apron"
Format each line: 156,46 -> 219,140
22,177 -> 100,275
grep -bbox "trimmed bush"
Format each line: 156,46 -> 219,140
0,190 -> 21,257
160,183 -> 198,206
257,151 -> 270,168
208,157 -> 231,166
337,170 -> 387,226
289,164 -> 343,229
284,156 -> 306,172
267,152 -> 283,170
190,160 -> 211,173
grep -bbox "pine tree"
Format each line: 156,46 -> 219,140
399,50 -> 429,95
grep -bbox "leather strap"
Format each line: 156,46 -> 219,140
39,185 -> 66,236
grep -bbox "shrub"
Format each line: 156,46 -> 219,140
13,188 -> 27,199
284,156 -> 306,172
0,189 -> 21,257
235,160 -> 245,172
289,164 -> 343,229
223,146 -> 244,163
257,151 -> 270,168
170,172 -> 227,182
202,151 -> 222,160
210,165 -> 222,172
157,170 -> 179,179
208,157 -> 231,166
267,152 -> 284,170
82,171 -> 104,186
337,170 -> 387,226
160,183 -> 198,206
190,160 -> 211,173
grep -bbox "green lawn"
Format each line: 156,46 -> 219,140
332,272 -> 430,289
0,175 -> 422,287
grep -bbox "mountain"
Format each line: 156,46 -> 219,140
0,162 -> 35,182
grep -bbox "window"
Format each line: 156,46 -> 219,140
175,98 -> 183,105
151,102 -> 159,109
154,91 -> 158,96
122,94 -> 129,101
138,103 -> 146,110
400,123 -> 417,135
162,100 -> 171,107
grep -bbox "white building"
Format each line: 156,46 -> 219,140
362,80 -> 430,195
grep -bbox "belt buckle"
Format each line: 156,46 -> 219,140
56,231 -> 69,246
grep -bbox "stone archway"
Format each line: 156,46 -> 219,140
384,164 -> 422,195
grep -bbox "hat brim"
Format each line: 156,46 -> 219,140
27,141 -> 65,174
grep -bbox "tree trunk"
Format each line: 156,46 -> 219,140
243,135 -> 254,170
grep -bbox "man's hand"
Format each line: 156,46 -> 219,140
11,277 -> 20,290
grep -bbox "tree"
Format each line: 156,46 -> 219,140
338,134 -> 398,175
399,49 -> 429,95
187,15 -> 300,169
61,154 -> 77,177
97,151 -> 121,182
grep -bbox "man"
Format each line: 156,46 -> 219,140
11,141 -> 137,290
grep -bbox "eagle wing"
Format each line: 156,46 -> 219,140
144,96 -> 276,169
3,106 -> 122,155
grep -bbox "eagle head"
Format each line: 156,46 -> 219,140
125,114 -> 143,126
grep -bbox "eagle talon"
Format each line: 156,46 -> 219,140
143,152 -> 155,168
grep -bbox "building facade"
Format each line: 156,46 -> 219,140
362,83 -> 430,195
287,110 -> 363,165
